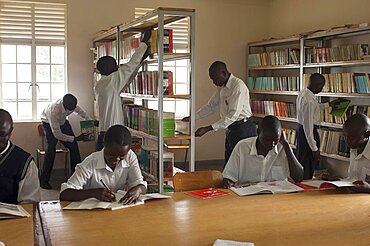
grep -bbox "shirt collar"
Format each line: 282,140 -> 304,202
304,87 -> 316,100
250,137 -> 278,157
355,140 -> 370,160
96,149 -> 130,171
0,141 -> 11,155
224,74 -> 234,89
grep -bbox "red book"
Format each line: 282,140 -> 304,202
185,188 -> 230,199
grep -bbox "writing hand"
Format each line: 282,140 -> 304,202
92,188 -> 116,202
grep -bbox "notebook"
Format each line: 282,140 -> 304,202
185,188 -> 230,199
0,202 -> 31,219
301,179 -> 356,189
230,180 -> 303,196
330,99 -> 351,118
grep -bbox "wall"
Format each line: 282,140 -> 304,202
11,0 -> 270,162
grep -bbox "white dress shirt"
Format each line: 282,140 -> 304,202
348,140 -> 370,181
40,99 -> 90,142
195,74 -> 252,130
60,149 -> 147,193
296,88 -> 329,151
1,141 -> 41,204
94,43 -> 147,132
223,137 -> 291,184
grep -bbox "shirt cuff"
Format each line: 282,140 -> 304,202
211,123 -> 220,131
60,182 -> 82,193
127,180 -> 147,190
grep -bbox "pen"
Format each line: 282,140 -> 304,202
100,179 -> 111,192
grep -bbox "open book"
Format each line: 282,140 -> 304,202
80,120 -> 95,141
0,202 -> 31,219
213,239 -> 254,246
230,180 -> 303,196
301,179 -> 356,189
330,99 -> 350,118
63,191 -> 170,210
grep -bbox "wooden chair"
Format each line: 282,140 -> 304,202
36,124 -> 71,176
173,170 -> 223,192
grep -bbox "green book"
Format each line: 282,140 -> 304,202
330,99 -> 351,118
80,120 -> 95,141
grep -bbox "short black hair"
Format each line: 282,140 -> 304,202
104,125 -> 132,147
209,61 -> 228,74
0,109 -> 13,126
97,56 -> 117,74
260,115 -> 281,135
343,113 -> 370,134
309,73 -> 325,86
63,94 -> 77,105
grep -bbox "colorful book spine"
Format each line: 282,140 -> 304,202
251,100 -> 296,118
123,71 -> 173,96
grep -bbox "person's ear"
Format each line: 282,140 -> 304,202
364,130 -> 370,139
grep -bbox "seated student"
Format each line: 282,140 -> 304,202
0,109 -> 41,204
220,115 -> 303,188
342,113 -> 370,193
60,125 -> 147,204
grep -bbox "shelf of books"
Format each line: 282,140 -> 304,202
248,22 -> 370,163
93,8 -> 195,193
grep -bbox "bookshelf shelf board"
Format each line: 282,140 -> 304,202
248,37 -> 300,47
303,60 -> 370,68
165,143 -> 190,149
252,114 -> 297,123
249,64 -> 300,70
120,53 -> 191,65
93,28 -> 118,42
303,25 -> 370,40
127,127 -> 191,141
317,92 -> 370,98
250,90 -> 299,96
142,170 -> 173,183
120,93 -> 191,100
320,152 -> 349,162
316,122 -> 343,129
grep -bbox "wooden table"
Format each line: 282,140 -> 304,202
0,204 -> 35,245
38,190 -> 370,246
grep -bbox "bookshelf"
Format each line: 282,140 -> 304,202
248,23 -> 370,163
92,8 -> 196,193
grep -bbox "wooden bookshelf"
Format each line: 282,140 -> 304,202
317,92 -> 370,98
250,90 -> 299,96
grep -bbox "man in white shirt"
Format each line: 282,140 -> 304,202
40,94 -> 91,189
94,31 -> 151,151
60,125 -> 147,205
183,61 -> 256,166
0,109 -> 41,204
220,116 -> 303,188
296,73 -> 338,179
343,113 -> 370,193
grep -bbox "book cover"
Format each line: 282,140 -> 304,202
186,188 -> 230,199
330,99 -> 350,118
80,120 -> 95,141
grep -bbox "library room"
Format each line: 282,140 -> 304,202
0,0 -> 369,245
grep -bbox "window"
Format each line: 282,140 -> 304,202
135,8 -> 190,118
0,0 -> 66,121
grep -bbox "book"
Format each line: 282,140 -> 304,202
301,179 -> 356,189
63,191 -> 170,210
0,202 -> 31,219
330,99 -> 351,117
80,120 -> 95,141
213,239 -> 254,246
230,180 -> 303,196
185,188 -> 230,199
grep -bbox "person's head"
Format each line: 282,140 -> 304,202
307,73 -> 326,94
208,61 -> 230,87
343,113 -> 370,149
103,125 -> 132,168
62,94 -> 78,111
97,56 -> 118,76
0,109 -> 13,151
257,115 -> 282,151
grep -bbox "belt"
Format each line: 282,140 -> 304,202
228,118 -> 249,129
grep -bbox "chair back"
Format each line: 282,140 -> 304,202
173,170 -> 223,192
37,124 -> 45,149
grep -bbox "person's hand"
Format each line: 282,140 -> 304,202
195,126 -> 213,137
329,99 -> 341,107
350,180 -> 370,193
314,171 -> 338,181
119,186 -> 143,205
75,133 -> 89,141
182,116 -> 190,122
141,29 -> 152,45
91,188 -> 116,202
312,150 -> 321,161
279,131 -> 288,145
219,178 -> 235,189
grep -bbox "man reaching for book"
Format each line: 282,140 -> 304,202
220,116 -> 303,188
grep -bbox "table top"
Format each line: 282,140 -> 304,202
38,189 -> 370,246
0,204 -> 34,245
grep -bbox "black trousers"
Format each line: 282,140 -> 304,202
40,120 -> 81,184
225,120 -> 257,168
295,124 -> 320,179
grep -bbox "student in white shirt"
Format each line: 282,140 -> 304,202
220,116 -> 303,188
342,113 -> 370,193
40,94 -> 91,189
60,125 -> 147,204
183,61 -> 256,166
94,31 -> 151,151
0,109 -> 41,204
296,73 -> 339,179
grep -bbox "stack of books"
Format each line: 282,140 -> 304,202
251,100 -> 297,118
318,129 -> 350,157
123,71 -> 173,95
247,76 -> 299,91
248,48 -> 300,66
304,44 -> 369,63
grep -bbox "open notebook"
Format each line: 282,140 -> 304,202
63,191 -> 170,211
301,179 -> 356,189
0,202 -> 31,219
230,180 -> 303,196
